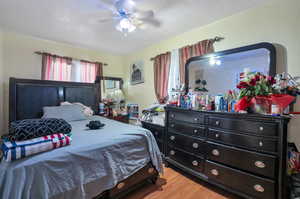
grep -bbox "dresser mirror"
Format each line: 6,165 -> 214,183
185,42 -> 276,95
99,76 -> 124,101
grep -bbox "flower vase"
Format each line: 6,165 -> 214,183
250,96 -> 272,114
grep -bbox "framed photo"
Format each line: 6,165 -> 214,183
130,61 -> 144,85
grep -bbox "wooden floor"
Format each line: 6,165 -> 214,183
124,167 -> 240,199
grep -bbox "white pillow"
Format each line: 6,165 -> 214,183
61,102 -> 94,117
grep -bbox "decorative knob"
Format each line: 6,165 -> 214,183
148,168 -> 154,173
215,134 -> 220,138
170,124 -> 175,128
192,143 -> 199,148
215,121 -> 220,125
211,169 -> 219,176
254,184 -> 264,192
170,150 -> 175,155
192,160 -> 198,166
259,126 -> 264,131
117,182 -> 125,189
170,136 -> 175,141
194,129 -> 198,133
212,149 -> 220,156
154,131 -> 159,136
171,114 -> 175,118
259,141 -> 263,147
255,161 -> 266,168
194,118 -> 198,121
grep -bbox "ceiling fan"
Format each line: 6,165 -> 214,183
97,0 -> 160,35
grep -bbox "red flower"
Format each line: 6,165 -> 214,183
237,81 -> 249,89
254,75 -> 260,81
249,78 -> 257,86
267,76 -> 276,85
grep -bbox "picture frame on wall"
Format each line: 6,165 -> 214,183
130,61 -> 144,85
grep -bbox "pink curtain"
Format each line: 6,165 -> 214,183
80,61 -> 103,83
179,39 -> 214,84
154,52 -> 171,104
42,54 -> 72,81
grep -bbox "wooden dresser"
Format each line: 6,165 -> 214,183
165,106 -> 290,199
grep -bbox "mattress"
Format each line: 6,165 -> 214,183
0,116 -> 163,199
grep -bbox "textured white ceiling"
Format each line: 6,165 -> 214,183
0,0 -> 269,55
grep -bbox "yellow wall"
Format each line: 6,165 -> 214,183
0,31 -> 125,133
0,30 -> 4,133
123,0 -> 300,147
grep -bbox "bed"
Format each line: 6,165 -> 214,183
0,78 -> 163,199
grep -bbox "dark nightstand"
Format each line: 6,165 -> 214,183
100,114 -> 130,124
141,121 -> 165,155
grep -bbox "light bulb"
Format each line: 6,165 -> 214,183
120,18 -> 131,29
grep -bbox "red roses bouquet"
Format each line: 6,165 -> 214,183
237,73 -> 276,98
235,72 -> 276,113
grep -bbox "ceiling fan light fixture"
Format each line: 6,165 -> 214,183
116,18 -> 136,34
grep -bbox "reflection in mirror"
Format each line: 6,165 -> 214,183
188,47 -> 273,95
101,79 -> 123,101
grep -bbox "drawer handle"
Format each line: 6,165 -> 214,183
192,143 -> 199,149
117,182 -> 125,189
170,136 -> 175,141
171,114 -> 175,118
255,161 -> 266,168
215,121 -> 220,125
148,168 -> 155,173
254,184 -> 265,193
192,160 -> 198,166
259,141 -> 263,147
212,149 -> 220,156
170,124 -> 175,128
194,118 -> 198,121
215,133 -> 220,138
194,129 -> 198,133
170,150 -> 175,155
211,169 -> 219,176
259,126 -> 264,131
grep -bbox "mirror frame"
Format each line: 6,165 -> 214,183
184,42 -> 276,93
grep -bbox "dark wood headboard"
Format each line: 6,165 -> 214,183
9,78 -> 100,122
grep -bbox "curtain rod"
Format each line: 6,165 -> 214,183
34,51 -> 108,66
149,36 -> 224,61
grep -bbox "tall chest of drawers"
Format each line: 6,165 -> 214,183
165,106 -> 290,199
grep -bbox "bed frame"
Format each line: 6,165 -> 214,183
9,77 -> 159,199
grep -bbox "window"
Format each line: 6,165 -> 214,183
41,54 -> 103,83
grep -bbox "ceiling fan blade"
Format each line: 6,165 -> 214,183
97,0 -> 117,13
133,10 -> 154,19
139,18 -> 161,27
98,18 -> 114,23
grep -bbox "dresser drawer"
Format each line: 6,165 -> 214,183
207,142 -> 277,179
167,132 -> 206,157
169,111 -> 204,124
168,121 -> 206,138
209,117 -> 278,137
205,161 -> 275,199
167,148 -> 204,173
208,129 -> 277,153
